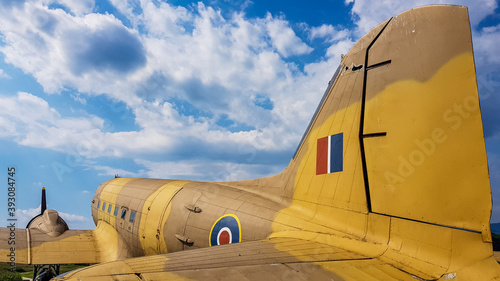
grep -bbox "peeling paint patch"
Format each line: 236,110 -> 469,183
444,273 -> 456,279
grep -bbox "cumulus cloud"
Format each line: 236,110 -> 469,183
264,13 -> 313,57
56,0 -> 95,15
0,69 -> 11,79
59,211 -> 86,222
0,3 -> 146,93
0,0 -> 338,169
64,18 -> 146,75
0,92 -> 105,153
309,24 -> 351,42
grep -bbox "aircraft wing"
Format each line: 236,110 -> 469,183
0,227 -> 98,264
0,221 -> 133,265
53,236 -> 500,280
52,237 -> 405,280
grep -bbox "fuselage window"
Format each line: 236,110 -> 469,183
108,204 -> 112,214
97,201 -> 101,209
102,202 -> 106,211
129,211 -> 136,223
114,206 -> 119,216
121,209 -> 127,219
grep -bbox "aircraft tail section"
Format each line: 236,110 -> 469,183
267,5 -> 496,279
286,4 -> 491,233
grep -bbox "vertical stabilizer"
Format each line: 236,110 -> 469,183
288,5 -> 491,233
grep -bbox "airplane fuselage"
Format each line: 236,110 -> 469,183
91,177 -> 286,258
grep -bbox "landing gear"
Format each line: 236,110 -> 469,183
33,264 -> 60,281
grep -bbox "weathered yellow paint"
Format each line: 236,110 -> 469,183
271,67 -> 369,246
93,220 -> 133,262
443,256 -> 500,281
0,228 -> 98,265
98,177 -> 136,224
290,95 -> 364,208
3,221 -> 133,265
139,180 -> 190,255
318,259 -> 417,281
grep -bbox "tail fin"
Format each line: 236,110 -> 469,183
289,4 -> 491,233
271,5 -> 496,279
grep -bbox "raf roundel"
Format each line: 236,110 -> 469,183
209,214 -> 241,246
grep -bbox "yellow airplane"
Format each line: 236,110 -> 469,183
2,4 -> 499,280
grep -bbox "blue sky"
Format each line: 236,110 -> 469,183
0,0 -> 499,230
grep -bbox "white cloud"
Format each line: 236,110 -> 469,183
325,38 -> 355,59
55,0 -> 95,15
0,69 -> 11,79
59,211 -> 86,222
265,13 -> 313,57
0,0 -> 339,163
71,93 -> 87,105
309,24 -> 350,42
0,92 -> 106,153
140,0 -> 191,38
135,159 -> 283,181
93,165 -> 142,177
474,24 -> 500,66
0,3 -> 146,94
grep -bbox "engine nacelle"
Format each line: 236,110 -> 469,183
27,209 -> 69,237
